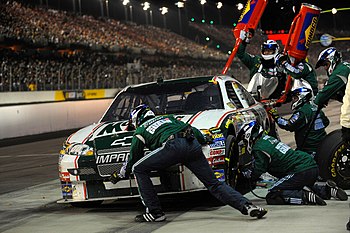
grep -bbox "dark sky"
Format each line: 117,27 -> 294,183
24,0 -> 349,33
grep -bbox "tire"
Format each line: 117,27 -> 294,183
317,129 -> 350,189
225,134 -> 256,195
70,200 -> 103,208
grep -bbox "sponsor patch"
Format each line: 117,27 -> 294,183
214,169 -> 225,182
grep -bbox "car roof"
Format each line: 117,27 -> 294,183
124,76 -> 214,95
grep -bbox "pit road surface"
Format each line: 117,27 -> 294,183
0,101 -> 349,233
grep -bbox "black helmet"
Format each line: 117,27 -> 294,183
130,104 -> 155,128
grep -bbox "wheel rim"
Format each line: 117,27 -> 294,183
336,144 -> 350,179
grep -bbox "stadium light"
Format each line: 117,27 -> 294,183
237,3 -> 244,11
122,0 -> 130,21
150,10 -> 153,26
216,2 -> 222,25
141,2 -> 150,25
200,0 -> 206,21
176,2 -> 185,35
331,8 -> 337,14
99,0 -> 104,17
105,0 -> 109,18
77,0 -> 81,14
159,7 -> 168,28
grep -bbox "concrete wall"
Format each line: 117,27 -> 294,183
0,98 -> 113,140
0,89 -> 118,105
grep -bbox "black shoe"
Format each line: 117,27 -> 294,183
302,186 -> 327,206
135,212 -> 166,222
242,204 -> 268,219
326,180 -> 348,201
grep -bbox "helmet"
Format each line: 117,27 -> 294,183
261,40 -> 279,60
315,47 -> 342,76
290,87 -> 313,110
237,120 -> 264,153
130,104 -> 155,128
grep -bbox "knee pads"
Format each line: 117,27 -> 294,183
266,190 -> 285,205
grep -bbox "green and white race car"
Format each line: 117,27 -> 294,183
58,75 -> 277,206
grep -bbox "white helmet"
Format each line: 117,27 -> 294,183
130,104 -> 155,128
261,40 -> 279,60
236,121 -> 263,154
315,47 -> 342,76
290,87 -> 313,110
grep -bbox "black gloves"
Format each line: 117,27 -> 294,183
267,108 -> 280,121
274,53 -> 289,67
341,127 -> 350,142
109,161 -> 128,184
109,171 -> 123,184
241,167 -> 253,179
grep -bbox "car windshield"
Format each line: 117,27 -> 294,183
101,78 -> 224,122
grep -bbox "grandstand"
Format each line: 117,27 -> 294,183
0,1 -> 349,92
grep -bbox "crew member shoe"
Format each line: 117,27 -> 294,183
302,186 -> 327,206
326,180 -> 348,201
242,204 -> 268,219
135,212 -> 166,222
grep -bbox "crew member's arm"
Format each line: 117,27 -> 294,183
314,73 -> 347,108
237,42 -> 259,70
126,134 -> 146,176
251,150 -> 270,181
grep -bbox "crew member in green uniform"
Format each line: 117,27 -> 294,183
110,104 -> 267,222
275,53 -> 319,95
238,121 -> 348,206
267,86 -> 329,156
314,47 -> 350,141
238,30 -> 287,100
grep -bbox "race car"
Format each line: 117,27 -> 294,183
58,75 -> 276,206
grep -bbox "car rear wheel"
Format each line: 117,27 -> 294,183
317,129 -> 350,189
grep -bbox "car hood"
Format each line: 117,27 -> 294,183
66,109 -> 233,144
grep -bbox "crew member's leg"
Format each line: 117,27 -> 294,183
184,139 -> 267,218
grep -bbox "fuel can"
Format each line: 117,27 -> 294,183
284,3 -> 321,62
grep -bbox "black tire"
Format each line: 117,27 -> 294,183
225,134 -> 256,194
317,129 -> 350,190
70,200 -> 103,208
225,135 -> 238,188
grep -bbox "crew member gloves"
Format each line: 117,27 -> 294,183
267,108 -> 280,121
274,53 -> 289,67
109,161 -> 128,184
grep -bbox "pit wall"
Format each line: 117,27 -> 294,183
0,89 -> 118,140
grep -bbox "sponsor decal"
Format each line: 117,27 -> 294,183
304,16 -> 318,49
111,136 -> 133,146
83,89 -> 105,99
61,182 -> 73,198
210,149 -> 225,156
59,172 -> 71,182
208,156 -> 225,166
212,133 -> 224,139
214,169 -> 226,182
96,152 -> 128,164
213,156 -> 225,165
209,140 -> 225,148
